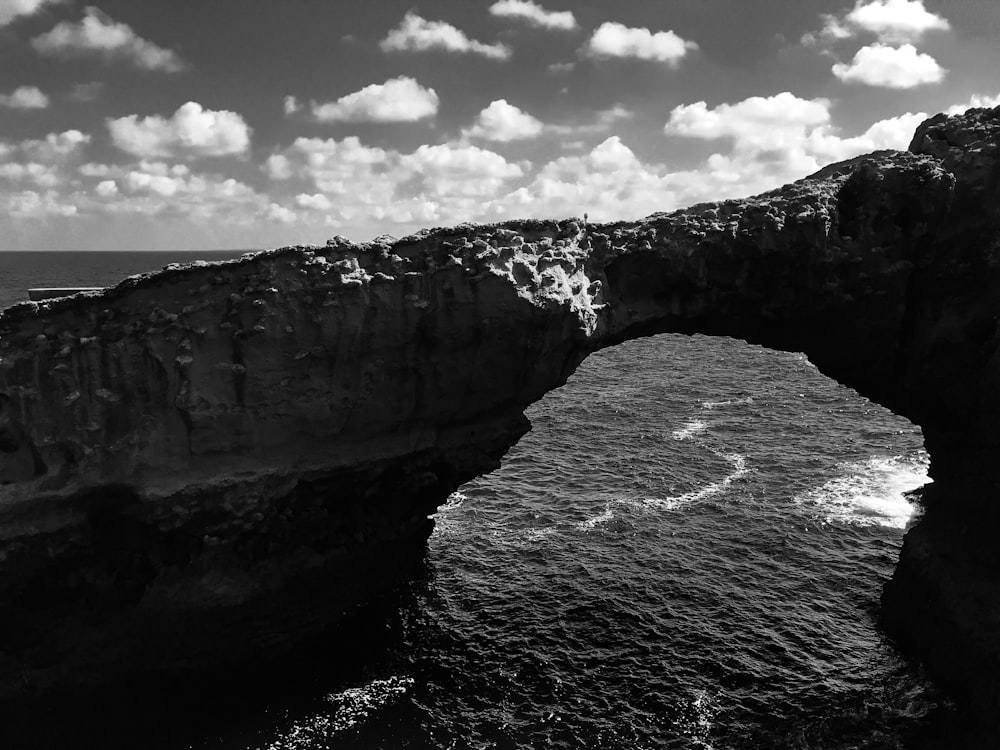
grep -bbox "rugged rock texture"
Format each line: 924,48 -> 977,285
0,107 -> 998,709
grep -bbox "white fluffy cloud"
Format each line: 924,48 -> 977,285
4,189 -> 77,217
488,0 -> 577,31
32,6 -> 186,72
463,99 -> 545,142
666,92 -> 831,149
310,77 -> 439,123
108,102 -> 251,158
947,92 -> 1000,115
259,135 -> 525,228
844,0 -> 949,43
296,193 -> 333,211
0,0 -> 64,27
832,43 -> 945,88
582,21 -> 697,65
806,0 -> 950,46
381,12 -> 511,60
20,129 -> 90,160
0,86 -> 49,109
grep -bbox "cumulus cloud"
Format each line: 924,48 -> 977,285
488,0 -> 577,31
0,0 -> 64,28
463,99 -> 545,142
843,0 -> 949,43
95,179 -> 118,197
310,77 -> 439,123
107,101 -> 251,158
666,92 -> 831,148
582,21 -> 697,65
4,189 -> 77,217
32,6 -> 186,72
832,43 -> 945,88
946,92 -> 1000,115
296,193 -> 333,211
20,129 -> 91,160
0,85 -> 49,109
381,11 -> 511,60
283,95 -> 301,116
805,0 -> 950,46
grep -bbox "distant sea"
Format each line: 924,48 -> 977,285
0,252 -> 979,748
0,250 -> 252,311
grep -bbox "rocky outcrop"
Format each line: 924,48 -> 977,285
0,107 -> 998,710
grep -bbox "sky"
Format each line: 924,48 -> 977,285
0,0 -> 998,253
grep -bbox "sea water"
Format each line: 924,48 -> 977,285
0,253 -> 965,748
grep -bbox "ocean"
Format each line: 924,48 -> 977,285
0,252 -> 969,748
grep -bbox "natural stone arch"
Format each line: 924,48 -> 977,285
0,108 -> 997,716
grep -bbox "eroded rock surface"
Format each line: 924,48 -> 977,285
0,107 -> 998,710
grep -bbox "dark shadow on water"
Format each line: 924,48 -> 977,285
0,555 -> 434,750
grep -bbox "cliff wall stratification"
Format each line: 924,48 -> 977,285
1,107 -> 998,711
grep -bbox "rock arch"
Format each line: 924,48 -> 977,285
0,108 -> 997,713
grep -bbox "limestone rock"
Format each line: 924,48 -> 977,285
0,107 -> 998,713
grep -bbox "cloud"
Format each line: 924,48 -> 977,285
463,99 -> 544,142
296,193 -> 332,211
260,136 -> 523,228
95,179 -> 118,197
0,0 -> 64,28
283,95 -> 301,116
107,101 -> 251,158
20,129 -> 91,160
4,189 -> 77,217
488,0 -> 577,31
805,0 -> 950,45
665,92 -> 831,149
832,43 -> 945,88
399,143 -> 524,199
310,76 -> 439,123
582,21 -> 697,65
844,0 -> 949,43
265,203 -> 297,224
32,6 -> 186,72
0,85 -> 49,109
946,92 -> 1000,115
381,11 -> 511,60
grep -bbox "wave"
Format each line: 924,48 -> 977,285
672,419 -> 708,440
262,675 -> 414,749
794,455 -> 929,529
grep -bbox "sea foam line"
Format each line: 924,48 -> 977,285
579,452 -> 750,528
672,419 -> 708,440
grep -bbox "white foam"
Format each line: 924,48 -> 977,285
430,491 -> 467,536
795,456 -> 929,529
577,504 -> 615,530
581,452 -> 750,528
701,396 -> 754,410
262,675 -> 414,748
672,419 -> 708,440
639,453 -> 748,510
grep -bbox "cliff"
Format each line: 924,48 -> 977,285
0,107 -> 998,713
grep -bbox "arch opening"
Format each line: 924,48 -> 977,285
417,333 -> 941,747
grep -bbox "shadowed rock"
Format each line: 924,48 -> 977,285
0,107 -> 998,714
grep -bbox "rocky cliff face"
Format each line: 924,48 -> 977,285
1,107 -> 998,710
